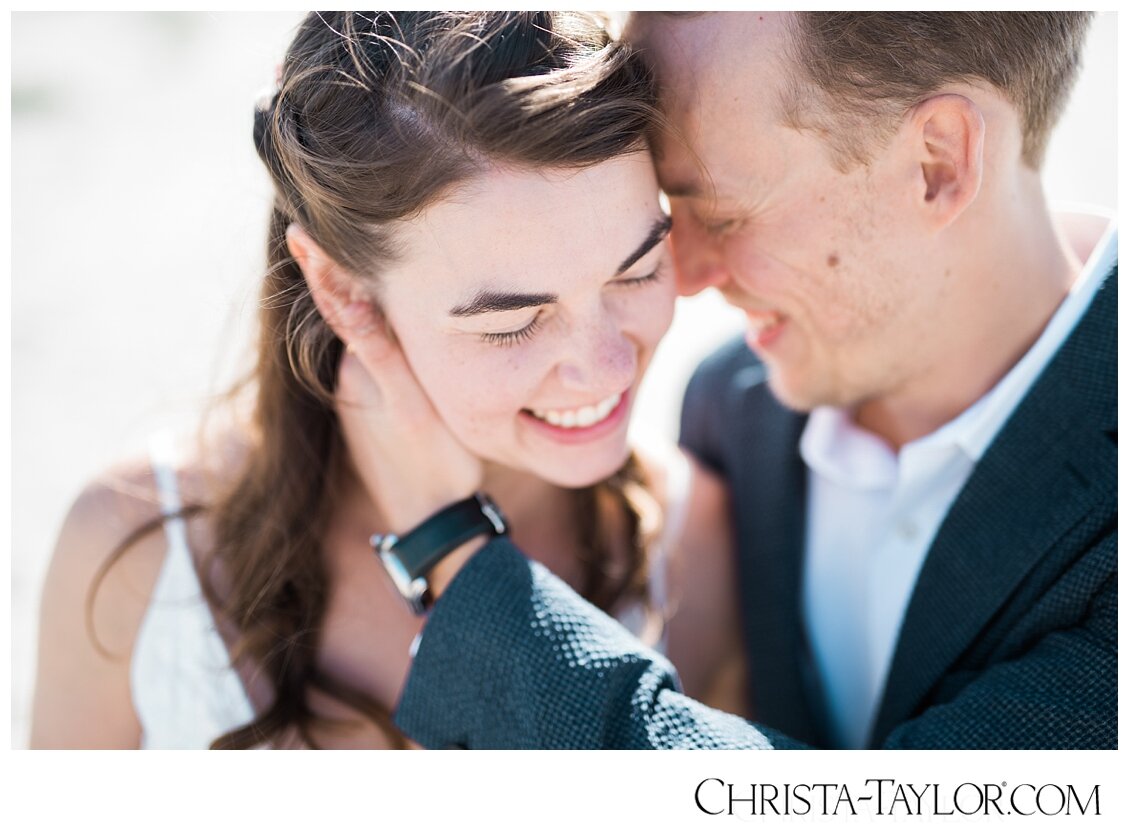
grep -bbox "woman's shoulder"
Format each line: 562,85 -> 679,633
30,428 -> 250,747
631,437 -> 733,605
63,426 -> 249,573
30,449 -> 175,746
630,437 -> 732,597
633,441 -> 746,715
632,436 -> 729,533
42,429 -> 228,645
52,452 -> 176,636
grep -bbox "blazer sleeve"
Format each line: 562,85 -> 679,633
394,538 -> 798,749
395,535 -> 1116,749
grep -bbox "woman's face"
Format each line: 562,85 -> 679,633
376,151 -> 675,488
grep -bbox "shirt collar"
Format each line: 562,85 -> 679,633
801,404 -> 898,489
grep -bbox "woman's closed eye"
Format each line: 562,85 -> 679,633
613,263 -> 665,289
480,315 -> 546,347
479,266 -> 665,348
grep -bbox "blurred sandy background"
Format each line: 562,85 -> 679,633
9,12 -> 1117,747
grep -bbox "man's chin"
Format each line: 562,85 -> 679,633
763,368 -> 823,415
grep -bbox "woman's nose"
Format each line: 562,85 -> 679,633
555,313 -> 637,396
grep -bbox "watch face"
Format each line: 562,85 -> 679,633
374,537 -> 429,615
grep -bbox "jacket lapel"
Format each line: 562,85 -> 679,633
870,271 -> 1117,744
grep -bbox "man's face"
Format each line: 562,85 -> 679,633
630,12 -> 943,413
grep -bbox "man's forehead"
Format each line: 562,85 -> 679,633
630,12 -> 794,199
630,11 -> 792,105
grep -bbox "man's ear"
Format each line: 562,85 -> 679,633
909,93 -> 985,230
286,223 -> 378,341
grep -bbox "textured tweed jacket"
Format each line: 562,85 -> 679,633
395,269 -> 1117,749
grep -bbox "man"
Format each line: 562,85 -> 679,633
347,12 -> 1116,748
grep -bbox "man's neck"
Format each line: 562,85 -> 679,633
854,186 -> 1101,451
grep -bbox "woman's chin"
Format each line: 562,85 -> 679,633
533,449 -> 632,489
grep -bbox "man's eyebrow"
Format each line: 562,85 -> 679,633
449,290 -> 558,317
615,215 -> 673,275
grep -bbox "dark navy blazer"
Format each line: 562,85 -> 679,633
395,269 -> 1117,749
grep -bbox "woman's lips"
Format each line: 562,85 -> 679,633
519,389 -> 632,444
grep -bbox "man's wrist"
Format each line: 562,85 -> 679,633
373,494 -> 505,614
425,535 -> 488,600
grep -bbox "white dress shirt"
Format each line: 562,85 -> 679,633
800,215 -> 1116,748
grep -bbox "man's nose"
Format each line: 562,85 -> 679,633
670,210 -> 730,296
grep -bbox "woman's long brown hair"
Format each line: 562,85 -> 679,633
91,11 -> 665,749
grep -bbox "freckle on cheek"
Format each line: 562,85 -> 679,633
827,253 -> 840,268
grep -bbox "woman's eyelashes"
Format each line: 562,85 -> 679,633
481,315 -> 545,347
478,266 -> 665,348
614,264 -> 665,288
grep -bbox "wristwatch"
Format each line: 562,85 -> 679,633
371,492 -> 508,615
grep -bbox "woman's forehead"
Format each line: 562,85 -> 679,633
382,153 -> 661,302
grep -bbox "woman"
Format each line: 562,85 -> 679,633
30,11 -> 744,749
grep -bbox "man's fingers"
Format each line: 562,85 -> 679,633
345,311 -> 439,416
340,298 -> 392,355
338,317 -> 441,433
344,305 -> 409,380
335,348 -> 379,411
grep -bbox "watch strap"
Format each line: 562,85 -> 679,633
390,492 -> 507,579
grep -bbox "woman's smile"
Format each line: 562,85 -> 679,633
519,387 -> 631,444
526,390 -> 624,428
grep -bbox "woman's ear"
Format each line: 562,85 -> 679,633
286,223 -> 379,342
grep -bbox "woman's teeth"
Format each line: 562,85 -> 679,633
530,393 -> 622,429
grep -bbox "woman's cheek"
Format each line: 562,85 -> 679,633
625,282 -> 677,353
428,344 -> 541,448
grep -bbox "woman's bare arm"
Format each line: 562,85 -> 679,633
29,461 -> 167,748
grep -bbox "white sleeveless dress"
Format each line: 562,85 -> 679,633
131,432 -> 256,748
131,432 -> 692,748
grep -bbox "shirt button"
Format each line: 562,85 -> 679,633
897,520 -> 919,540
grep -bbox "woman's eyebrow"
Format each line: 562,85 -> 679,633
615,215 -> 672,274
449,290 -> 558,317
448,215 -> 671,317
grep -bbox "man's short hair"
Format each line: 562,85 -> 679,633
781,12 -> 1094,170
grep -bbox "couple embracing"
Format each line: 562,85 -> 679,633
33,11 -> 1114,749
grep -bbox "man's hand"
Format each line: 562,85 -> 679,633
334,309 -> 485,536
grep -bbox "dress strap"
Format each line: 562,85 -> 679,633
132,430 -> 256,747
148,429 -> 191,550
